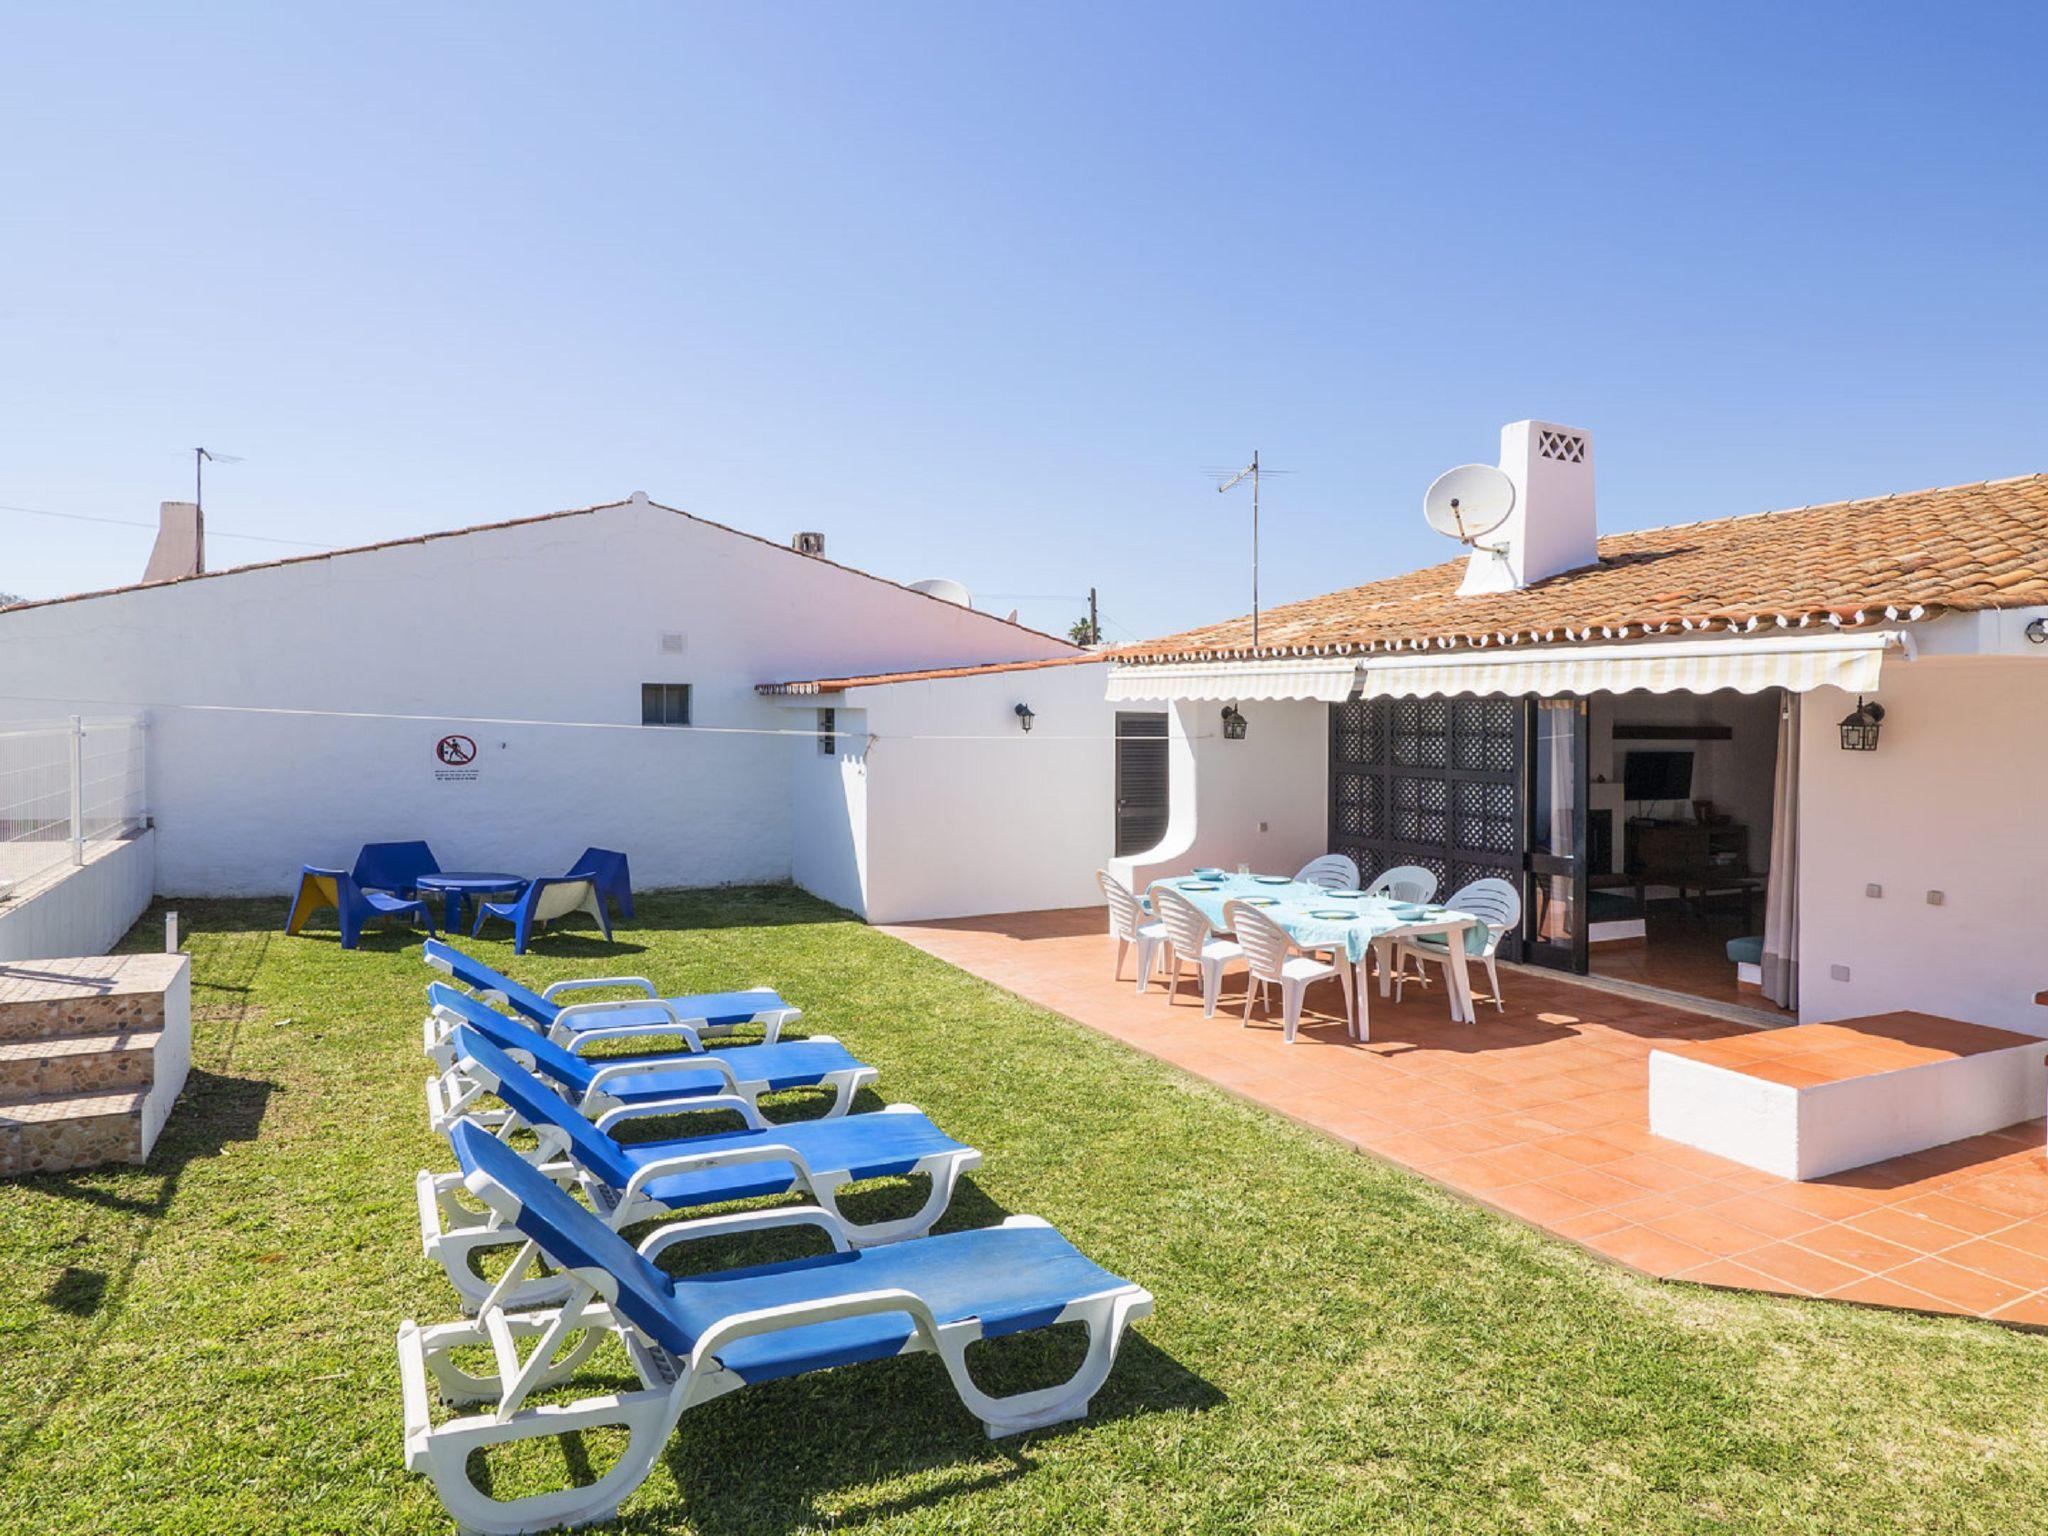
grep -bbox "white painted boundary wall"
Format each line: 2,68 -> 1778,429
1798,657 -> 2048,1035
787,663 -> 1115,923
0,831 -> 156,963
0,501 -> 1075,898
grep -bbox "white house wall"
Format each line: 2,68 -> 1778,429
851,665 -> 1114,924
0,500 -> 1076,896
789,705 -> 870,916
1797,657 -> 2048,1035
1117,697 -> 1329,892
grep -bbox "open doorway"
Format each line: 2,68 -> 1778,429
1582,688 -> 1794,1016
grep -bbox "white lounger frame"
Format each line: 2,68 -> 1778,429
420,1002 -> 874,1126
417,1095 -> 980,1311
399,1195 -> 1152,1536
422,950 -> 803,1046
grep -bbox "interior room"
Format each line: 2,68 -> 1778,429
1584,687 -> 1791,1014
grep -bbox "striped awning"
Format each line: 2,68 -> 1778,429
1355,630 -> 1903,699
1103,657 -> 1358,703
1106,630 -> 1903,704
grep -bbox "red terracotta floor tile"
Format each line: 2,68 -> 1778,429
1786,1220 -> 1923,1274
1938,1238 -> 2048,1293
1586,1222 -> 1716,1278
1988,1291 -> 2048,1328
1824,1274 -> 1961,1313
1739,1242 -> 1868,1297
1642,1210 -> 1773,1259
881,906 -> 2048,1323
1892,1191 -> 2024,1238
1841,1204 -> 1976,1256
1673,1258 -> 1785,1291
1884,1257 -> 2034,1315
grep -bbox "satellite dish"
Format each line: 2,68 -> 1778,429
908,577 -> 972,607
1423,464 -> 1515,546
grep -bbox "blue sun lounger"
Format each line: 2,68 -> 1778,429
400,1120 -> 1152,1534
421,937 -> 800,1049
422,982 -> 878,1124
418,1024 -> 978,1309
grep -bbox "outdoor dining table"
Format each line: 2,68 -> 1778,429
1146,871 -> 1485,1033
414,871 -> 529,935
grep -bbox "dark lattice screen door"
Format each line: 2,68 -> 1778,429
1328,695 -> 1526,961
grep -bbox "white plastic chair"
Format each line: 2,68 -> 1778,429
1364,864 -> 1438,904
1151,886 -> 1245,1016
1098,869 -> 1168,993
1227,899 -> 1353,1043
1392,877 -> 1521,1014
1293,853 -> 1361,892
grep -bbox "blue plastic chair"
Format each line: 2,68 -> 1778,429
284,866 -> 436,949
352,840 -> 440,898
471,875 -> 611,954
567,846 -> 634,919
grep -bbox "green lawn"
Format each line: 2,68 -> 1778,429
3,887 -> 2047,1534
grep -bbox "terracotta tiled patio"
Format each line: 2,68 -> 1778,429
881,906 -> 2048,1326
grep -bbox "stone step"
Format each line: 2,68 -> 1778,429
0,1089 -> 145,1175
0,955 -> 185,1044
0,1030 -> 161,1104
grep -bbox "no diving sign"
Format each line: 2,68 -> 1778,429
434,734 -> 480,783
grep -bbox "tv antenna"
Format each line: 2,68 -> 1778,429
192,448 -> 242,577
1422,463 -> 1514,553
1211,451 -> 1293,648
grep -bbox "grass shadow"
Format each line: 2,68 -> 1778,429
0,1065 -> 277,1478
597,1171 -> 1219,1535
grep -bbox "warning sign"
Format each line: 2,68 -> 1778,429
434,734 -> 480,783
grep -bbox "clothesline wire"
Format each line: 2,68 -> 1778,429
0,689 -> 1207,745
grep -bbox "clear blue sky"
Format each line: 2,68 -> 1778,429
4,2 -> 2044,642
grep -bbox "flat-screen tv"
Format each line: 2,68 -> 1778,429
1624,749 -> 1693,802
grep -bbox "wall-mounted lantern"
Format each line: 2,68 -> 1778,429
1838,696 -> 1885,752
1013,702 -> 1035,733
1220,703 -> 1248,741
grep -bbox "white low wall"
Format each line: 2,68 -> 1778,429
1798,658 -> 2048,1034
828,665 -> 1116,924
1116,697 -> 1329,893
0,831 -> 156,962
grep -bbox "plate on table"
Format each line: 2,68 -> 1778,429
1310,909 -> 1358,921
1193,867 -> 1226,879
1384,902 -> 1428,919
1325,889 -> 1365,899
1178,881 -> 1220,891
1253,874 -> 1291,885
1241,896 -> 1281,907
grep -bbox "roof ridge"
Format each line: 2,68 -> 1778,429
635,496 -> 1082,652
0,493 -> 1085,654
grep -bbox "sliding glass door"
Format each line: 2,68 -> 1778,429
1525,696 -> 1590,972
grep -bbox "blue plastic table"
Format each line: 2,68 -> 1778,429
416,872 -> 528,934
1146,872 -> 1484,1029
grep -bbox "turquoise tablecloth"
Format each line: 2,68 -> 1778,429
1146,872 -> 1485,963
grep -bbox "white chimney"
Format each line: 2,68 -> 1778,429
142,501 -> 204,583
1457,420 -> 1597,596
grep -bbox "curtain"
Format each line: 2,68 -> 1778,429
1761,693 -> 1799,1008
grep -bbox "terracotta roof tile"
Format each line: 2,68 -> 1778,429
1116,472 -> 2048,660
757,654 -> 1102,695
